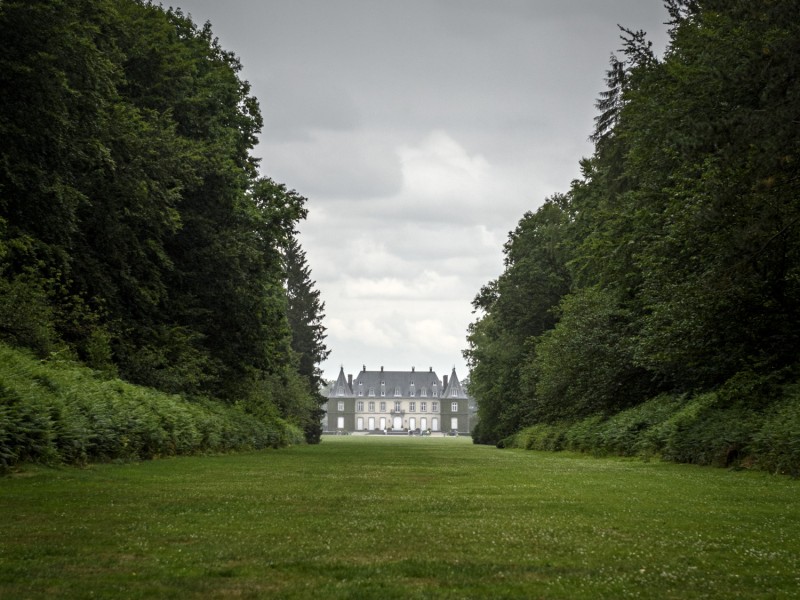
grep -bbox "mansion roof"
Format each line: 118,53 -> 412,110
329,366 -> 468,400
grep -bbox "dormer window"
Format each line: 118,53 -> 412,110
420,388 -> 427,397
394,387 -> 401,397
358,382 -> 364,396
380,381 -> 386,397
337,386 -> 344,397
451,387 -> 458,397
368,387 -> 376,397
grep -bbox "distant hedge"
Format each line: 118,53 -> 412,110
0,344 -> 303,473
505,375 -> 800,477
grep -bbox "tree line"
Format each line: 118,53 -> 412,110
0,0 -> 328,445
465,0 -> 800,469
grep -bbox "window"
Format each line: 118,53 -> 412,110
432,401 -> 439,412
368,401 -> 375,412
357,401 -> 364,411
394,387 -> 401,397
337,401 -> 344,411
420,388 -> 427,397
451,402 -> 459,412
380,401 -> 386,412
420,402 -> 427,412
451,387 -> 459,397
409,402 -> 416,412
394,401 -> 401,412
337,386 -> 344,396
368,387 -> 376,397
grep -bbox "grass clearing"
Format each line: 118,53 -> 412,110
1,436 -> 799,598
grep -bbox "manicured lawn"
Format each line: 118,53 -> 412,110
1,436 -> 798,598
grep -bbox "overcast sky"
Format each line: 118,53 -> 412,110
172,0 -> 671,382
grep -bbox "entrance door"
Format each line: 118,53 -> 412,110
420,417 -> 427,431
450,417 -> 458,431
393,416 -> 402,430
368,417 -> 375,430
379,417 -> 386,430
432,418 -> 439,431
408,417 -> 416,431
356,417 -> 364,431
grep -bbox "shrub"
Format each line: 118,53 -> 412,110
513,422 -> 569,451
0,343 -> 300,472
563,415 -> 606,454
645,392 -> 759,467
752,387 -> 800,477
598,394 -> 687,457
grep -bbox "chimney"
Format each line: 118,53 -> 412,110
380,366 -> 384,372
411,366 -> 415,372
348,374 -> 353,388
429,366 -> 432,372
443,375 -> 448,388
362,364 -> 366,372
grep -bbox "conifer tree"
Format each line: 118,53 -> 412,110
283,234 -> 330,443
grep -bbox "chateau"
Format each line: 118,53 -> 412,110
325,365 -> 473,434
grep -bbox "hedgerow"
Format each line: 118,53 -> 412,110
0,344 -> 299,473
508,375 -> 800,475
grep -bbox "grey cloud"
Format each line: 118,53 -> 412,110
174,0 -> 671,380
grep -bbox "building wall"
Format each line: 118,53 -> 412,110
327,397 -> 356,432
440,397 -> 472,433
351,398 -> 443,431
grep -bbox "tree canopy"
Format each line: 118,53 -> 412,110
0,0 -> 327,439
466,0 -> 800,445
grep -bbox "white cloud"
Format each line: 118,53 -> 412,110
327,318 -> 397,349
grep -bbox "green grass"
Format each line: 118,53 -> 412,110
2,437 -> 799,599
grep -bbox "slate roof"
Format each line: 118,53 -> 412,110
442,367 -> 467,399
331,367 -> 353,397
328,366 -> 468,399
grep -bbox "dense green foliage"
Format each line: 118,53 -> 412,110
0,343 -> 302,473
284,234 -> 330,443
0,0 -> 327,447
466,0 -> 800,468
2,437 -> 798,598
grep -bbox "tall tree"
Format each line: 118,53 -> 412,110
465,197 -> 572,444
0,1 -> 326,434
283,233 -> 330,443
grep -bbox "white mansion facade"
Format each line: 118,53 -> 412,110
325,365 -> 473,434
